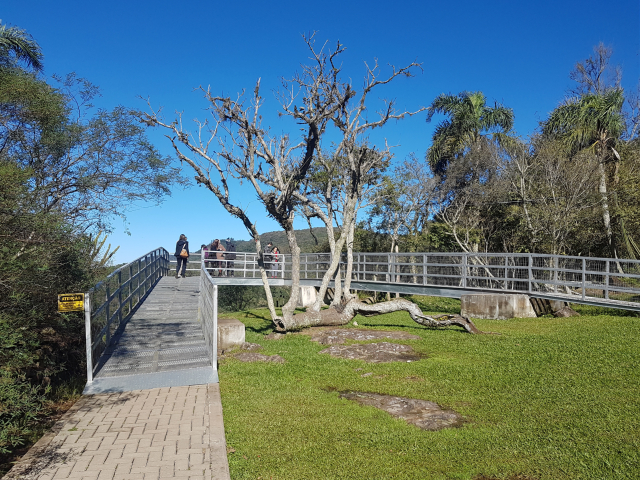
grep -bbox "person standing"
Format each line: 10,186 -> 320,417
175,234 -> 189,278
272,246 -> 280,278
225,238 -> 236,276
263,241 -> 273,277
201,243 -> 212,271
212,239 -> 226,276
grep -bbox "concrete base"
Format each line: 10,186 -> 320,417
461,293 -> 537,319
298,286 -> 317,308
218,318 -> 245,350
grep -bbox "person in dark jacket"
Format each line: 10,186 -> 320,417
263,241 -> 273,277
175,234 -> 189,278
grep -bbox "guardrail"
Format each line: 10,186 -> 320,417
85,248 -> 640,384
185,251 -> 640,309
198,255 -> 218,369
169,252 -> 287,278
84,247 -> 170,385
344,252 -> 640,304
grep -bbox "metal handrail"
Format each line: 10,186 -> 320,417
198,255 -> 218,370
84,247 -> 171,385
187,250 -> 640,309
84,248 -> 640,385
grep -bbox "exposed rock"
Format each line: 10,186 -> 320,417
339,392 -> 464,431
554,306 -> 580,317
264,332 -> 285,340
306,328 -> 420,345
234,352 -> 285,363
319,342 -> 421,363
240,342 -> 262,351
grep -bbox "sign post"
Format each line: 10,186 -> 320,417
58,293 -> 85,312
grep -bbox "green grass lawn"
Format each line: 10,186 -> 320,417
218,298 -> 640,480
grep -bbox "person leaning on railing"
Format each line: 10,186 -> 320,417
175,234 -> 189,278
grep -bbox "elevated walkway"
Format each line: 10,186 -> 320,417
86,277 -> 216,394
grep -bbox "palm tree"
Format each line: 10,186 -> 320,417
426,91 -> 514,175
542,89 -> 625,257
0,22 -> 43,72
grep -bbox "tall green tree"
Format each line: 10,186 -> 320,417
0,22 -> 43,72
425,91 -> 514,175
542,88 -> 625,257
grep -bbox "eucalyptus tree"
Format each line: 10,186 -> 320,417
542,88 -> 625,257
142,35 -> 480,333
0,22 -> 43,72
425,91 -> 514,176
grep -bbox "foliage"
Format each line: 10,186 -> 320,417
0,161 -> 99,453
0,71 -> 182,232
0,22 -> 43,72
220,307 -> 639,479
426,91 -> 514,176
0,24 -> 181,459
232,228 -> 329,254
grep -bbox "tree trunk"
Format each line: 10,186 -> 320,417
280,227 -> 302,324
342,218 -> 356,300
274,298 -> 480,334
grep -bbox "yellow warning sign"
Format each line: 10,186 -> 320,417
58,293 -> 85,312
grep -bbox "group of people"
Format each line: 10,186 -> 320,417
173,235 -> 236,278
202,238 -> 236,277
174,235 -> 283,278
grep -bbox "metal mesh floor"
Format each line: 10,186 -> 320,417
88,277 -> 214,393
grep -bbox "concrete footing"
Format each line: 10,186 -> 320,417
218,318 -> 245,350
298,286 -> 318,308
461,293 -> 537,319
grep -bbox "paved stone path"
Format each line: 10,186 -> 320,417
5,384 -> 230,480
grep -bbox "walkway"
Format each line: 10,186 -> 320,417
4,384 -> 229,480
86,277 -> 216,395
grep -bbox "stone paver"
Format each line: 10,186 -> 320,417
5,384 -> 230,480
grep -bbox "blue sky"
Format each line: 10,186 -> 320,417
3,0 -> 639,263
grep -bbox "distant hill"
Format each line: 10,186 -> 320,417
227,227 -> 330,254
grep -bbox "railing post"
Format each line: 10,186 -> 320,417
528,254 -> 533,293
582,258 -> 586,300
213,284 -> 218,370
422,254 -> 427,286
117,270 -> 122,328
105,283 -> 111,346
554,256 -> 559,293
503,256 -> 508,290
605,259 -> 610,300
84,293 -> 93,384
129,264 -> 133,312
462,254 -> 468,289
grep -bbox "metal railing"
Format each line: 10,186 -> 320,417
85,248 -> 640,384
193,251 -> 640,309
168,252 -> 286,278
84,247 -> 170,385
198,256 -> 218,369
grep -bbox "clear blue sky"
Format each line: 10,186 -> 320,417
3,0 -> 639,263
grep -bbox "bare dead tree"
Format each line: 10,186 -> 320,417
140,34 -> 481,334
569,42 -> 621,97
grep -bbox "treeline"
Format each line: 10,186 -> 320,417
0,23 -> 178,464
365,45 -> 640,259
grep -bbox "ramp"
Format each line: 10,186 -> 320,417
85,277 -> 216,394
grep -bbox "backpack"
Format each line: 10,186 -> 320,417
226,241 -> 237,260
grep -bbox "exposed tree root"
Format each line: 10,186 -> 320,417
274,298 -> 481,334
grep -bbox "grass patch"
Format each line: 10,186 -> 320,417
219,305 -> 640,479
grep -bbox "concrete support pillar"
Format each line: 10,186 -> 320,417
461,293 -> 537,319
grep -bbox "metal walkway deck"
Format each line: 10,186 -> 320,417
85,277 -> 217,394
